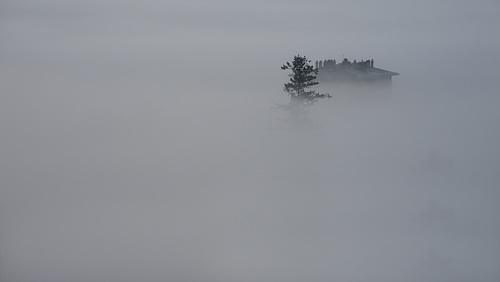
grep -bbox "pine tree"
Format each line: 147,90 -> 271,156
281,55 -> 330,118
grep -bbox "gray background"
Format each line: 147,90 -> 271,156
1,0 -> 499,281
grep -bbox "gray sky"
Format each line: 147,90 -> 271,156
1,1 -> 500,282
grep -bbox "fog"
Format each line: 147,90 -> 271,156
1,0 -> 500,281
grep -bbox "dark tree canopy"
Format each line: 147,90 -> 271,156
281,55 -> 330,117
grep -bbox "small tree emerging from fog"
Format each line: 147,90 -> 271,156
281,55 -> 330,118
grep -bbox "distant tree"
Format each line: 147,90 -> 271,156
281,55 -> 330,118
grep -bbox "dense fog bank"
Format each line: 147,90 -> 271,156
1,0 -> 500,281
1,70 -> 499,282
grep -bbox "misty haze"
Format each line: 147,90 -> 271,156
1,1 -> 499,282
